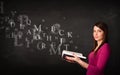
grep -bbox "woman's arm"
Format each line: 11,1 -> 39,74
65,53 -> 88,69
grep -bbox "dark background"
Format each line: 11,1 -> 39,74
0,0 -> 120,75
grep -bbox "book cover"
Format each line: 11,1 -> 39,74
62,50 -> 86,60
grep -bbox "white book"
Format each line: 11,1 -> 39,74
62,50 -> 86,59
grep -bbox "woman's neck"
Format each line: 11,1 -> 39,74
97,40 -> 103,46
94,40 -> 103,51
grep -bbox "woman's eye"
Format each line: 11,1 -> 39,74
98,30 -> 101,32
93,30 -> 96,32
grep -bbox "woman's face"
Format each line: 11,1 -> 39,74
93,26 -> 105,42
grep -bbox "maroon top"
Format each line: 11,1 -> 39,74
87,43 -> 111,75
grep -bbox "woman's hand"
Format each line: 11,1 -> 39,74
65,53 -> 88,69
65,53 -> 81,63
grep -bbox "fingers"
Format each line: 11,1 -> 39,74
65,56 -> 74,60
65,54 -> 81,63
65,59 -> 75,63
64,53 -> 80,63
65,56 -> 75,63
72,53 -> 78,58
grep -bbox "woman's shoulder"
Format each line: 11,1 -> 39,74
100,43 -> 111,51
102,43 -> 110,47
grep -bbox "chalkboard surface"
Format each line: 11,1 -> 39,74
0,0 -> 120,75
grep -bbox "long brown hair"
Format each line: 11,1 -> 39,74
92,21 -> 108,54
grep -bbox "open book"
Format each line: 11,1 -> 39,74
62,50 -> 86,59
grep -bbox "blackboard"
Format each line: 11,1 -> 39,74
0,0 -> 120,75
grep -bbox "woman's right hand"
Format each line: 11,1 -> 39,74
65,56 -> 76,63
65,53 -> 80,63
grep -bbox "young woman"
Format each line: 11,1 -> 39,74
65,21 -> 111,75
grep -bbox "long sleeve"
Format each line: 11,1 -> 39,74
87,43 -> 111,75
